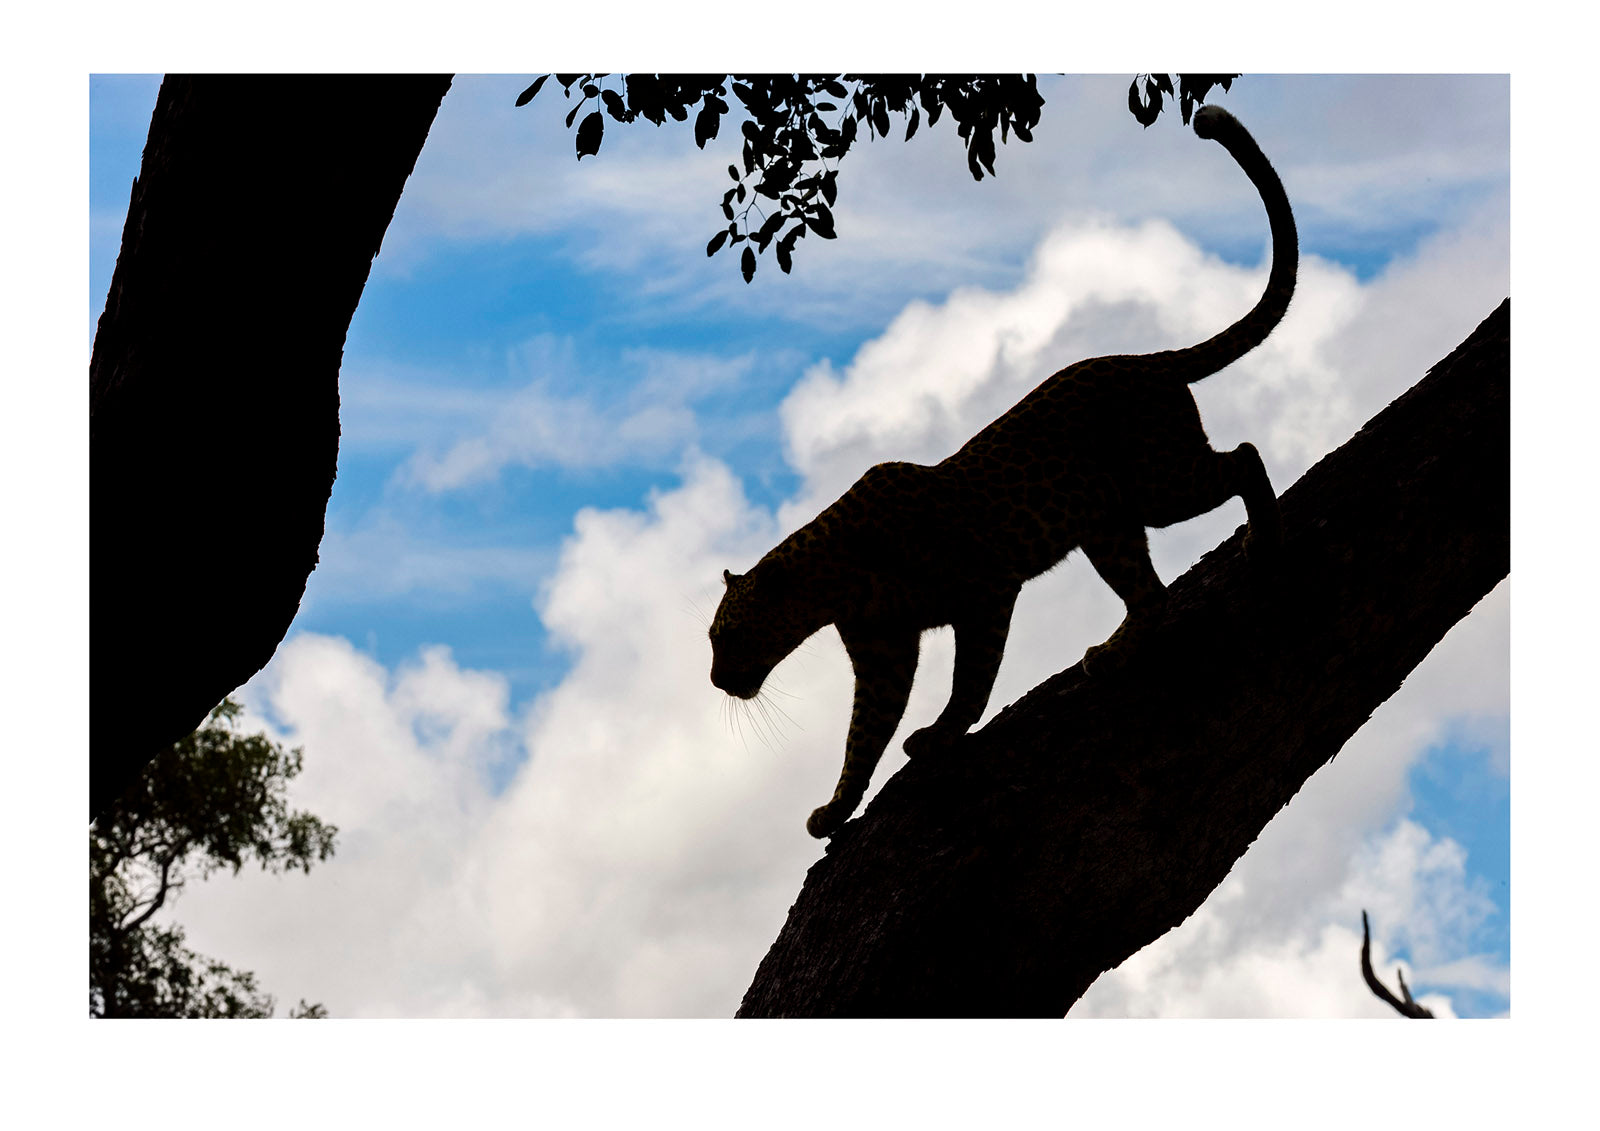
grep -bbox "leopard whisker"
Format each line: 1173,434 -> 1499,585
740,696 -> 780,751
754,688 -> 801,733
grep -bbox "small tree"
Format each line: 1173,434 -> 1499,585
90,699 -> 337,1018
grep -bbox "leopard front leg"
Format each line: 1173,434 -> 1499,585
1079,525 -> 1167,675
903,590 -> 1019,759
807,622 -> 920,839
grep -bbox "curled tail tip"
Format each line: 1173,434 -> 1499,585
1192,103 -> 1237,140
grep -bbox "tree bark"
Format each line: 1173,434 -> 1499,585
90,75 -> 452,821
738,298 -> 1509,1017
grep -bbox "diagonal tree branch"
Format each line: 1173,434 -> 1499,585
1361,910 -> 1435,1018
90,75 -> 453,822
738,299 -> 1509,1017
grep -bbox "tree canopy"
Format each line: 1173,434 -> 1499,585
90,698 -> 337,1017
517,73 -> 1236,281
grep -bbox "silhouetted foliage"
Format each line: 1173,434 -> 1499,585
1127,74 -> 1238,127
89,699 -> 337,1018
518,73 -> 1240,282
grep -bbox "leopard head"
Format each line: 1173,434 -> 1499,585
708,562 -> 817,699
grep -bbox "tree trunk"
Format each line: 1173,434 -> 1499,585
738,299 -> 1510,1017
90,75 -> 452,821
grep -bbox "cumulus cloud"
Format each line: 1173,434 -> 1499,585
1071,814 -> 1500,1019
169,457 -> 857,1016
163,161 -> 1507,1016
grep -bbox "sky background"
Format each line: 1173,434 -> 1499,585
87,73 -> 1511,1020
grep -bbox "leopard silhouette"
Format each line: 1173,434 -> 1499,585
710,104 -> 1295,838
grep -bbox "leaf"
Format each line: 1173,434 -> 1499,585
1144,77 -> 1164,118
601,89 -> 627,120
965,127 -> 996,181
566,103 -> 581,129
741,245 -> 756,283
905,106 -> 920,141
871,99 -> 890,139
575,111 -> 604,159
581,83 -> 599,98
1127,77 -> 1161,128
555,74 -> 583,91
821,170 -> 837,207
707,230 -> 729,257
514,75 -> 549,107
807,202 -> 836,239
756,210 -> 785,251
695,103 -> 722,148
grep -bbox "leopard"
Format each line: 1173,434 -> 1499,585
709,104 -> 1296,839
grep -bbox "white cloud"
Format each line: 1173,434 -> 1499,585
159,96 -> 1508,1015
395,337 -> 755,491
1070,815 -> 1500,1019
778,215 -> 1371,513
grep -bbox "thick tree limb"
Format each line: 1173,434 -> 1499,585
90,75 -> 452,820
738,299 -> 1509,1017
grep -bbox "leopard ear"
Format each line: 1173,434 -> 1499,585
723,569 -> 737,586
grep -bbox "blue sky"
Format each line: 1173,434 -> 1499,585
89,73 -> 1510,1018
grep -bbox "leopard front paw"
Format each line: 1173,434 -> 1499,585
806,802 -> 844,839
1081,634 -> 1129,677
903,723 -> 962,759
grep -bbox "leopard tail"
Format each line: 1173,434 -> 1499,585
1169,105 -> 1299,383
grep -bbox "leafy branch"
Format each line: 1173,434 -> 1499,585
516,74 -> 1046,282
1126,73 -> 1239,127
518,73 -> 1244,282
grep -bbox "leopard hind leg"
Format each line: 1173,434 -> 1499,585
1146,441 -> 1282,562
1079,523 -> 1168,675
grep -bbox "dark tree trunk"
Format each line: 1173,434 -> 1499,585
739,299 -> 1509,1017
90,74 -> 453,821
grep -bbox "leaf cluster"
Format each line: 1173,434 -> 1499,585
89,920 -> 278,1018
516,74 -> 1046,282
1126,74 -> 1238,127
90,698 -> 337,1017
